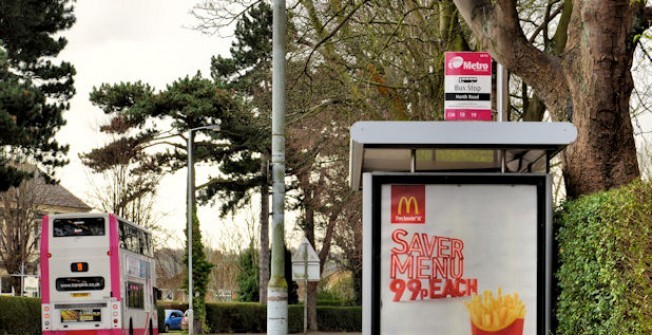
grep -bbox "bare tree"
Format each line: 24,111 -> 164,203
80,122 -> 164,242
155,247 -> 189,301
0,170 -> 51,295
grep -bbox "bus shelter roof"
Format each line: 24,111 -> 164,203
349,121 -> 577,190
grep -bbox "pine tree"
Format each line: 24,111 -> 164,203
207,1 -> 273,303
89,75 -> 235,333
0,0 -> 76,190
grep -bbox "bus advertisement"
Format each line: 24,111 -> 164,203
40,213 -> 159,335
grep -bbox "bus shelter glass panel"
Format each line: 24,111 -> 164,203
368,174 -> 548,335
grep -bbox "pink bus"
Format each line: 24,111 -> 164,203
40,213 -> 159,335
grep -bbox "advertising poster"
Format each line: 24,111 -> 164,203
372,175 -> 546,335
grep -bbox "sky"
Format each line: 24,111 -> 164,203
54,0 -> 251,249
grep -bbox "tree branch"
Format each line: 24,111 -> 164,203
303,0 -> 370,75
453,0 -> 567,114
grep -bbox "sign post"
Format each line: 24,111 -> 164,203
292,238 -> 320,335
444,52 -> 493,121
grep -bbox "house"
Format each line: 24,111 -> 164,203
0,171 -> 92,296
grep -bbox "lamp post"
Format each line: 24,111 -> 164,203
187,124 -> 220,335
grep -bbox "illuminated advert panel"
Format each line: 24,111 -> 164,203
364,174 -> 549,335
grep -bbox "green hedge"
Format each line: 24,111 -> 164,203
313,306 -> 362,332
156,301 -> 361,333
555,181 -> 652,335
206,302 -> 266,333
205,302 -> 361,333
0,296 -> 40,334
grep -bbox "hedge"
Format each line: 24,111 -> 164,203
555,181 -> 652,335
155,301 -> 361,333
0,296 -> 40,334
204,302 -> 361,333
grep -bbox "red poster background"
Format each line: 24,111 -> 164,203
391,185 -> 426,224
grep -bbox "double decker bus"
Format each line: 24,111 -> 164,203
40,213 -> 159,335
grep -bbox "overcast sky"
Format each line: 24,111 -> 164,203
55,0 -> 243,248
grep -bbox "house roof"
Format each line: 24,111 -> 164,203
39,183 -> 92,211
3,163 -> 92,211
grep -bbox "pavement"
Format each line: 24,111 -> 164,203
213,331 -> 362,335
214,333 -> 360,335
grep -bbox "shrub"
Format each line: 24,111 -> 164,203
204,301 -> 361,333
206,302 -> 266,333
555,181 -> 652,335
315,306 -> 362,332
0,296 -> 40,334
3,298 -> 360,334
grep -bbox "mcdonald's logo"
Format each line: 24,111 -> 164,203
397,196 -> 419,215
391,185 -> 425,224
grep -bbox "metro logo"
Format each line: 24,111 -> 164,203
391,185 -> 426,224
462,61 -> 489,71
447,57 -> 489,72
444,52 -> 492,76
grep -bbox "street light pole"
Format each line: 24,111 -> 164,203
268,0 -> 288,334
187,124 -> 220,335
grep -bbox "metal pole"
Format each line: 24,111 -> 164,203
187,129 -> 194,335
268,0 -> 288,334
304,243 -> 308,335
20,262 -> 25,297
497,63 -> 508,173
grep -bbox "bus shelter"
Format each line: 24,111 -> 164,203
349,121 -> 577,335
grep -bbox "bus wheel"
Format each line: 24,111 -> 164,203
129,319 -> 134,335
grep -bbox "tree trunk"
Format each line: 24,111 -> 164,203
304,200 -> 318,331
559,0 -> 640,198
307,281 -> 319,331
259,154 -> 270,303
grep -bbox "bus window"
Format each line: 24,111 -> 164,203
125,225 -> 138,254
126,282 -> 144,309
137,230 -> 144,254
53,218 -> 105,237
119,221 -> 125,248
144,232 -> 153,257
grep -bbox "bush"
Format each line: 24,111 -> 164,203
206,302 -> 266,333
555,181 -> 652,335
315,306 -> 362,332
2,298 -> 360,334
204,302 -> 361,333
0,296 -> 40,334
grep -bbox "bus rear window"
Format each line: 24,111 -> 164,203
53,218 -> 105,237
56,277 -> 105,291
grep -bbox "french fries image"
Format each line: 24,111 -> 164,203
465,288 -> 525,335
